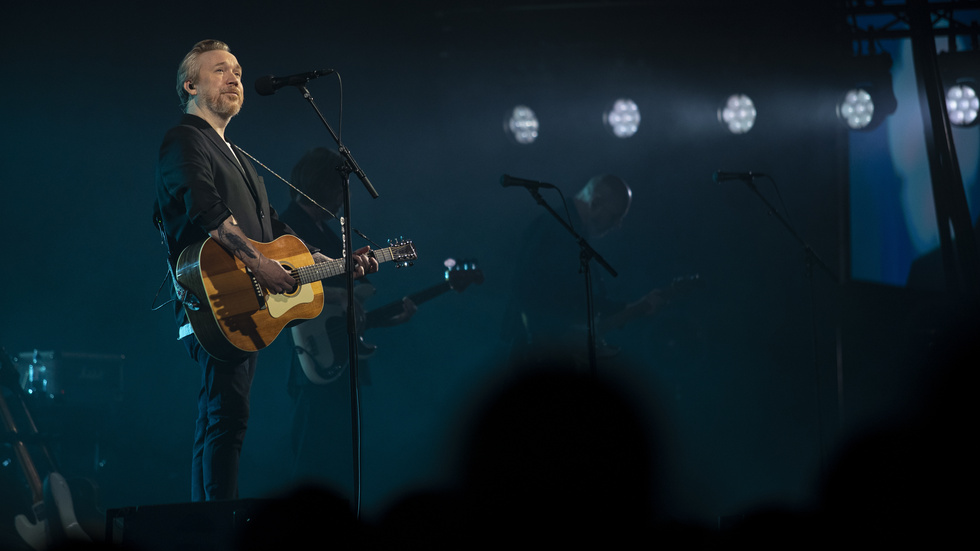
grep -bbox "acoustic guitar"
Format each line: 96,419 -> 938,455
175,234 -> 417,362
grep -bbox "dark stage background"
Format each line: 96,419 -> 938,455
0,0 -> 963,529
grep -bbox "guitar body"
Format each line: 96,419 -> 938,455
291,320 -> 342,384
13,512 -> 46,550
290,317 -> 356,385
42,473 -> 92,544
292,284 -> 377,384
176,235 -> 325,362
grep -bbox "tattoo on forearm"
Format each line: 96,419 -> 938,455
217,225 -> 257,260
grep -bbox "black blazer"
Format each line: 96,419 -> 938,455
154,114 -> 301,326
155,114 -> 294,262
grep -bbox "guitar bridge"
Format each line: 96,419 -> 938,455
245,268 -> 267,310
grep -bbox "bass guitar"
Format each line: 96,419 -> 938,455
572,274 -> 704,360
292,260 -> 484,384
176,234 -> 417,362
597,274 -> 703,336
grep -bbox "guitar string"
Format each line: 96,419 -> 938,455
233,144 -> 381,249
294,245 -> 403,283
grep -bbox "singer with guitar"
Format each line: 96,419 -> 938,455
153,41 -> 378,502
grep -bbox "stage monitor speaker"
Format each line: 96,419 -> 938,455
106,499 -> 269,551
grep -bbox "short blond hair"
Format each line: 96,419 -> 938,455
176,39 -> 231,111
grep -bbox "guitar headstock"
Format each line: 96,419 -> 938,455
387,238 -> 417,268
444,258 -> 485,292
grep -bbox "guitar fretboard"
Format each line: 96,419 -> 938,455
293,245 -> 409,285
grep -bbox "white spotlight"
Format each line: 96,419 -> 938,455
718,94 -> 757,134
837,88 -> 875,130
947,84 -> 979,126
604,98 -> 641,138
505,105 -> 539,144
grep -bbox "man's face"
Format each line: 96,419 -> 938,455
192,49 -> 243,119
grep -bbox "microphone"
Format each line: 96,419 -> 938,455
254,69 -> 335,96
713,170 -> 765,183
500,174 -> 557,189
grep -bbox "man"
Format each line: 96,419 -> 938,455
154,40 -> 377,501
280,147 -> 414,494
504,174 -> 664,368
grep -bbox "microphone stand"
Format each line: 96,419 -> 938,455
295,83 -> 378,518
737,176 -> 833,277
524,186 -> 618,377
734,174 -> 838,474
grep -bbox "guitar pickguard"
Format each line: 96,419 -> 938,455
266,282 -> 316,319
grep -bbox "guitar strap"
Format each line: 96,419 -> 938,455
233,144 -> 381,249
152,206 -> 200,311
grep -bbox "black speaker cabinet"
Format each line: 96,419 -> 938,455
106,499 -> 269,551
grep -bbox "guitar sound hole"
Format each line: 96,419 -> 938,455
280,262 -> 299,296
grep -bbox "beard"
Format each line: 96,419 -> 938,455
203,88 -> 243,119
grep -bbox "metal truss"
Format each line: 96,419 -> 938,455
842,0 -> 980,297
843,0 -> 980,53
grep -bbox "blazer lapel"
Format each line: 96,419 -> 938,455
203,129 -> 247,179
180,114 -> 268,236
231,145 -> 262,188
200,127 -> 262,203
182,115 -> 250,183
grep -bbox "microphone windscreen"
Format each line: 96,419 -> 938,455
254,75 -> 277,96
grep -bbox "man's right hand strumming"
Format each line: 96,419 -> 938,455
251,255 -> 298,295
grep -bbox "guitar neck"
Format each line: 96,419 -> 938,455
293,246 -> 404,285
364,281 -> 454,328
597,286 -> 684,336
597,303 -> 644,337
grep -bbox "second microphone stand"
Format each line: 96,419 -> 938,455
734,173 -> 838,475
524,185 -> 618,377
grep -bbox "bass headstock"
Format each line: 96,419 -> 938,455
444,258 -> 485,292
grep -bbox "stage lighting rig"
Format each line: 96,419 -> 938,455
938,49 -> 980,127
603,98 -> 641,138
836,52 -> 897,131
505,105 -> 539,144
718,94 -> 757,135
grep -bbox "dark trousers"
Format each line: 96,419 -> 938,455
182,335 -> 257,502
